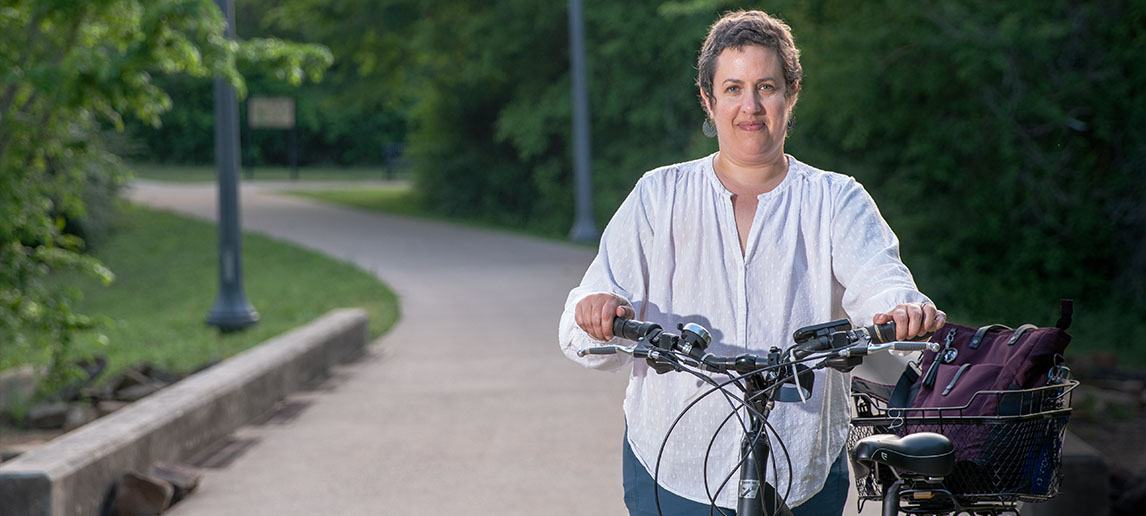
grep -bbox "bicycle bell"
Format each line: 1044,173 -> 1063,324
678,322 -> 711,355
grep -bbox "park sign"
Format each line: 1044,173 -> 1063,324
248,96 -> 295,129
246,95 -> 301,179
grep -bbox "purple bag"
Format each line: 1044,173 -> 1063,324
913,301 -> 1071,412
893,300 -> 1072,461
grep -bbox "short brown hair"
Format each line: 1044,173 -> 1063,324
696,10 -> 803,108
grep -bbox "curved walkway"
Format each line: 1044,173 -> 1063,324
128,181 -> 877,515
129,181 -> 627,515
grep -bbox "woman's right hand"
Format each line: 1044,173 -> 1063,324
575,292 -> 635,341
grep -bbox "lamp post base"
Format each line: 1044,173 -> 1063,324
569,219 -> 599,243
207,299 -> 259,333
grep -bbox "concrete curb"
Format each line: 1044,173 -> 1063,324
0,308 -> 369,516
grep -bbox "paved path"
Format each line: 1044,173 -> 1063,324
128,181 -> 878,515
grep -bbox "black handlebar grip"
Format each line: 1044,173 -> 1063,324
612,317 -> 662,342
869,321 -> 896,343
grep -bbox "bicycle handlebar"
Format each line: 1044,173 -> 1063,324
788,321 -> 896,360
575,339 -> 936,367
579,317 -> 939,374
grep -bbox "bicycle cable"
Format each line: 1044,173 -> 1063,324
650,359 -> 803,516
605,337 -> 849,515
704,370 -> 799,514
652,361 -> 753,516
695,356 -> 825,513
699,383 -> 794,516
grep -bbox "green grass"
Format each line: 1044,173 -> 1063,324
134,163 -> 582,243
131,162 -> 403,182
286,186 -> 581,244
283,186 -> 586,245
4,204 -> 399,382
290,187 -> 425,218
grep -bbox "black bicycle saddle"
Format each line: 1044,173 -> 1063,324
851,432 -> 955,478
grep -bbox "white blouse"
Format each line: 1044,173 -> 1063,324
558,153 -> 930,508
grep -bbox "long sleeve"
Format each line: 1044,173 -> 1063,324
830,178 -> 931,383
831,177 -> 931,325
558,177 -> 655,371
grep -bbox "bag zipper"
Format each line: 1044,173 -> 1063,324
923,328 -> 957,389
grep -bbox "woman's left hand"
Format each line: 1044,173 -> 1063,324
873,302 -> 946,340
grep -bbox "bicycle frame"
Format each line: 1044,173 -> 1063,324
736,373 -> 792,516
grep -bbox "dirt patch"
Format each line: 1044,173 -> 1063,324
0,360 -> 186,464
0,425 -> 64,462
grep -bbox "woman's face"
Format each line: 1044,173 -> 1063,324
702,45 -> 793,166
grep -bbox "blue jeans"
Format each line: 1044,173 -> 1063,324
622,435 -> 849,516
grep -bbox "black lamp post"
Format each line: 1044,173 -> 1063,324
567,0 -> 599,243
207,0 -> 259,332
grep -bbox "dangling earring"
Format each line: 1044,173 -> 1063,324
702,118 -> 717,138
787,117 -> 794,131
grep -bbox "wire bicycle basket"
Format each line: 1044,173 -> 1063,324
848,379 -> 1078,507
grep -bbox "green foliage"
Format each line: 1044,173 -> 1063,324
118,0 -> 1145,357
772,0 -> 1145,331
126,0 -> 405,166
0,0 -> 330,395
391,0 -> 1144,355
262,0 -> 724,234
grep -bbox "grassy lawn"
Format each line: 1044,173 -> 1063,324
290,187 -> 426,218
131,162 -> 403,182
1,204 -> 399,383
133,163 -> 574,242
286,186 -> 575,243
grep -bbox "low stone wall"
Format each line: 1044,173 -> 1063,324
0,308 -> 369,516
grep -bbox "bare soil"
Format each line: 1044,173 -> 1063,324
0,425 -> 64,463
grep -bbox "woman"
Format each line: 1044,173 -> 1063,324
558,10 -> 945,516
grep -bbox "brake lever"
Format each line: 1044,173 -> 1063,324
577,344 -> 682,374
821,353 -> 863,372
645,348 -> 683,374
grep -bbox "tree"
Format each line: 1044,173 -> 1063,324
396,0 -> 1145,340
0,0 -> 331,391
124,0 -> 412,167
96,0 -> 1145,351
775,0 -> 1146,325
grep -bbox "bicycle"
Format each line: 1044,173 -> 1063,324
578,316 -> 937,516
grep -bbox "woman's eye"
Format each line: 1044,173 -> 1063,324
726,85 -> 740,94
759,83 -> 775,92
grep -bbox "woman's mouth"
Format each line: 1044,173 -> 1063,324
737,121 -> 765,131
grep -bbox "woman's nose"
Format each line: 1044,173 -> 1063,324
741,91 -> 763,113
